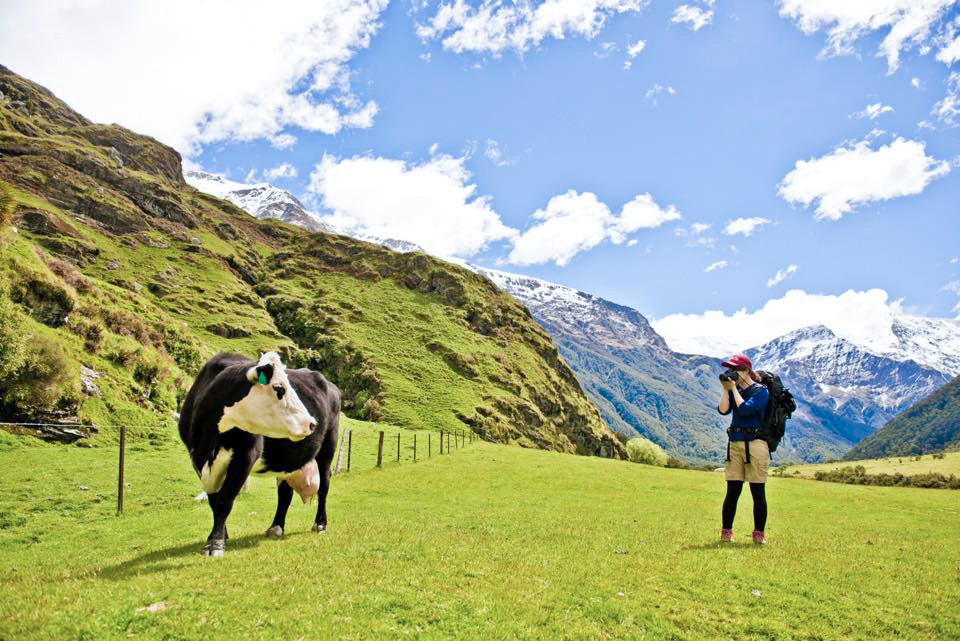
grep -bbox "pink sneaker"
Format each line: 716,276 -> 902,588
720,528 -> 734,542
752,530 -> 766,545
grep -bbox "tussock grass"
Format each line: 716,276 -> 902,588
0,434 -> 956,640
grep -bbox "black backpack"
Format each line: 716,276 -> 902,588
757,371 -> 796,453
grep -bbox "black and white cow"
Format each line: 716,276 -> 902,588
178,351 -> 340,556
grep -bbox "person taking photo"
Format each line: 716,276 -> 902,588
717,354 -> 769,544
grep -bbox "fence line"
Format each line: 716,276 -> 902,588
0,421 -> 479,516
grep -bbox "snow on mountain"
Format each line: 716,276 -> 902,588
184,169 -> 426,254
184,169 -> 332,233
458,263 -> 669,352
746,325 -> 952,427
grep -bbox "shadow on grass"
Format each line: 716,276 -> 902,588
98,531 -> 308,581
683,541 -> 766,551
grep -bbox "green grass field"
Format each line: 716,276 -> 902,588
776,451 -> 960,479
0,431 -> 957,641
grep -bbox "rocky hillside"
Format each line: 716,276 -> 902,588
844,374 -> 960,459
0,65 -> 623,458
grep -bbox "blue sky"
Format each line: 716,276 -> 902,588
2,0 -> 960,353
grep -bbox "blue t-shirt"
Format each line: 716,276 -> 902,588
718,383 -> 768,441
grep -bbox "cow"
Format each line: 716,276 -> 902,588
178,351 -> 341,556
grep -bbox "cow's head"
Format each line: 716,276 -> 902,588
218,352 -> 316,440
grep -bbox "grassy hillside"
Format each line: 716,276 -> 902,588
845,374 -> 960,460
0,438 -> 957,640
777,451 -> 960,479
0,64 -> 622,458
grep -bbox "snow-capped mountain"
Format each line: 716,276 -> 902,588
746,325 -> 953,428
461,263 -> 960,461
184,169 -> 425,253
470,265 -> 669,352
184,170 -> 332,233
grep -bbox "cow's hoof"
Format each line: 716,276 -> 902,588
201,539 -> 225,557
265,526 -> 283,539
311,523 -> 326,533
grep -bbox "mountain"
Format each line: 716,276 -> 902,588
746,325 -> 953,429
465,265 -> 960,463
183,169 -> 333,233
0,64 -> 624,458
844,374 -> 960,459
184,170 -> 426,254
460,265 -> 731,463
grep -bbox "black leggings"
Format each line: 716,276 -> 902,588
721,481 -> 767,531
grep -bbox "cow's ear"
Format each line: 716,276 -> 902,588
255,363 -> 274,385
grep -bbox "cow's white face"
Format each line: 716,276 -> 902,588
218,352 -> 316,440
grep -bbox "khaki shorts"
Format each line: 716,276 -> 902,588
725,439 -> 769,483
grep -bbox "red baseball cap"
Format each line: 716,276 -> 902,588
721,354 -> 752,369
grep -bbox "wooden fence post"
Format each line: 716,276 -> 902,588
440,430 -> 444,454
117,425 -> 125,516
347,430 -> 352,472
397,432 -> 401,462
335,429 -> 346,475
377,431 -> 384,467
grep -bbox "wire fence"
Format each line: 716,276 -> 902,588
0,421 -> 477,516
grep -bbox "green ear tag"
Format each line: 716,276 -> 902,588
258,372 -> 268,385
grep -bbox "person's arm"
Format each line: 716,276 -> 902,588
718,380 -> 734,414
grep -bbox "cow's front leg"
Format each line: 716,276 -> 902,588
265,481 -> 294,539
202,444 -> 258,556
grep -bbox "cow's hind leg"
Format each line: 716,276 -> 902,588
203,441 -> 259,556
265,481 -> 294,539
312,429 -> 336,533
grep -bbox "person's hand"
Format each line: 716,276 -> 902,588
721,378 -> 735,391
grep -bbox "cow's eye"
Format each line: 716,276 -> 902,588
273,385 -> 285,400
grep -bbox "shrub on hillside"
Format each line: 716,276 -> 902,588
0,284 -> 27,373
626,437 -> 668,466
0,182 -> 12,228
1,332 -> 78,411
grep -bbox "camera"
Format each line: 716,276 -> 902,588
718,370 -> 738,382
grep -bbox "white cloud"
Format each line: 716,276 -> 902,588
485,139 -> 515,166
778,137 -> 950,220
723,217 -> 771,236
417,0 -> 647,57
595,41 -> 618,58
951,257 -> 959,263
778,0 -> 958,71
645,84 -> 676,104
934,72 -> 960,126
308,153 -> 517,258
913,76 -> 923,88
943,280 -> 960,293
651,288 -> 907,356
704,261 -> 728,272
0,0 -> 388,156
691,222 -> 711,234
767,264 -> 798,287
508,190 -> 680,266
851,102 -> 894,119
672,5 -> 714,31
624,38 -> 646,69
265,163 -> 299,181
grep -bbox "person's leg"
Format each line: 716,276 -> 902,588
749,482 -> 767,532
722,480 -> 743,529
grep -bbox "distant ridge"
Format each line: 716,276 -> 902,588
845,374 -> 960,459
